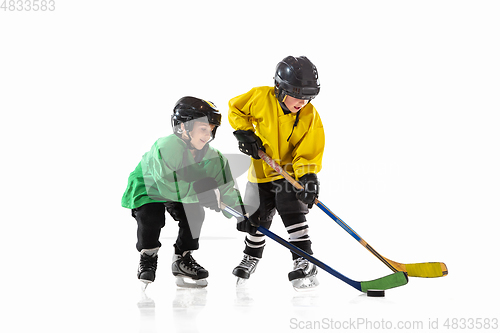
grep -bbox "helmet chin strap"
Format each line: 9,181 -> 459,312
278,92 -> 292,114
182,130 -> 196,150
277,93 -> 306,142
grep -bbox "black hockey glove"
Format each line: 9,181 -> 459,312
236,215 -> 260,234
193,177 -> 221,212
233,204 -> 259,234
296,173 -> 319,208
233,130 -> 265,159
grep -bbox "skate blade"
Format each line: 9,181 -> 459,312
291,276 -> 319,292
140,280 -> 152,291
175,276 -> 208,289
236,277 -> 248,287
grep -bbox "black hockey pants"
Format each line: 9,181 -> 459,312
132,202 -> 205,254
242,179 -> 313,260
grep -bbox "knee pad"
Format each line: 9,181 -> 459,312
165,202 -> 185,222
273,180 -> 309,215
134,203 -> 166,229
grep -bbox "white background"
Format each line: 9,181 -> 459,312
1,1 -> 499,332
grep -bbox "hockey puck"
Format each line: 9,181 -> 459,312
366,289 -> 385,297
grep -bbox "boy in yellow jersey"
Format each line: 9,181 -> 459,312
228,56 -> 324,290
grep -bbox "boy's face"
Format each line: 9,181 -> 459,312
182,121 -> 215,150
283,95 -> 309,113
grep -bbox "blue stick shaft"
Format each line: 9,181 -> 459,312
256,226 -> 362,291
222,203 -> 361,290
315,200 -> 363,242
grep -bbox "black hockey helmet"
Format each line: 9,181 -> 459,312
171,96 -> 222,140
274,56 -> 320,102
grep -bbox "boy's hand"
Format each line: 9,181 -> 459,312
233,204 -> 259,233
233,130 -> 265,159
296,173 -> 319,208
236,215 -> 259,234
193,177 -> 221,212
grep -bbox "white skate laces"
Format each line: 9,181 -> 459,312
288,257 -> 319,291
239,255 -> 259,273
292,257 -> 314,274
232,254 -> 260,286
172,251 -> 209,288
233,255 -> 259,277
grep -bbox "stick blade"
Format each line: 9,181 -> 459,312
405,262 -> 448,278
360,271 -> 408,292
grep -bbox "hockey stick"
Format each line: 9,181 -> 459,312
257,149 -> 448,278
221,203 -> 408,292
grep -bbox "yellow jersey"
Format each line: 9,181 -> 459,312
228,86 -> 325,183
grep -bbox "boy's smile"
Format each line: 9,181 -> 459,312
182,121 -> 216,152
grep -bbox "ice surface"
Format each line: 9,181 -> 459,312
2,1 -> 499,332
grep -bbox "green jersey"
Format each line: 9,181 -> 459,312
121,134 -> 243,212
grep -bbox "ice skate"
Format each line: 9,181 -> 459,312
288,257 -> 319,291
232,254 -> 260,286
137,248 -> 159,290
172,251 -> 209,288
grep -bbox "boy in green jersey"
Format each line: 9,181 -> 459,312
122,96 -> 246,288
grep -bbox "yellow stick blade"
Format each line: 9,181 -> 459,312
405,262 -> 448,278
